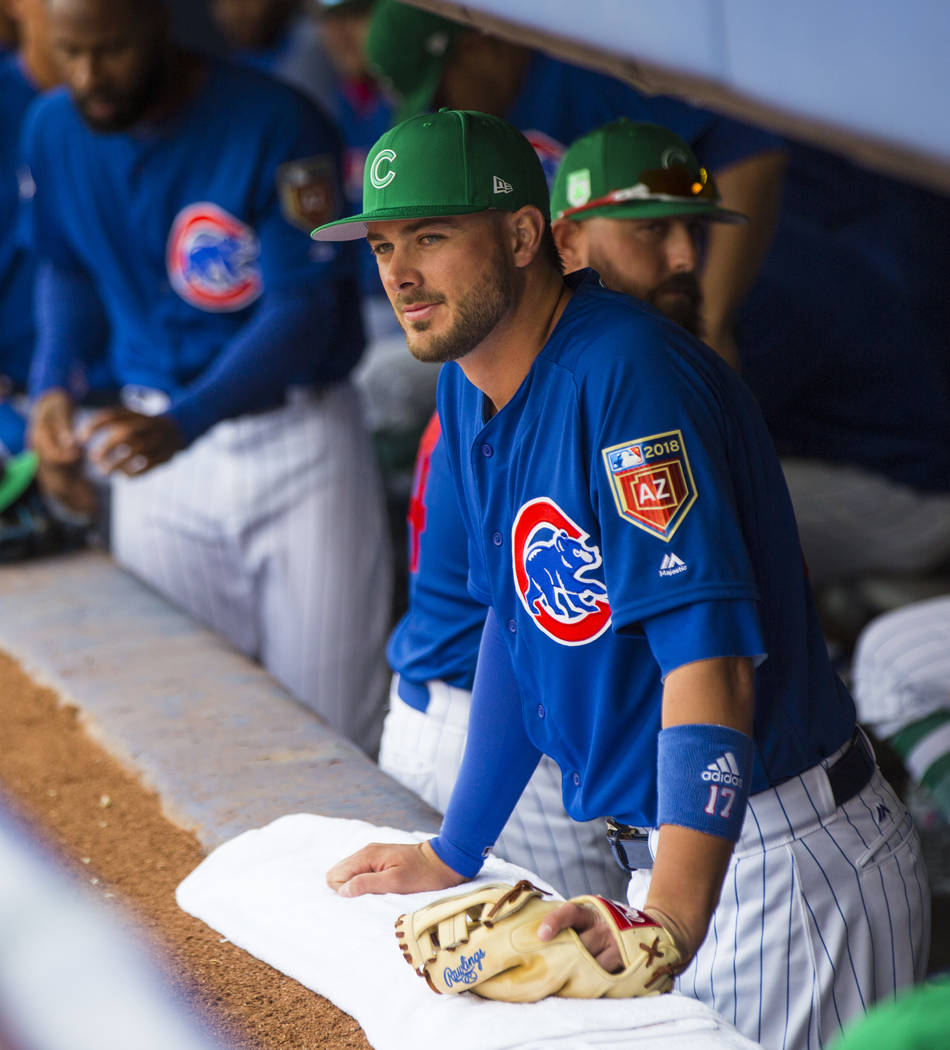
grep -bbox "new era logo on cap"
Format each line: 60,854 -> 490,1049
493,175 -> 513,194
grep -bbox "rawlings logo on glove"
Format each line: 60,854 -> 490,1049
394,879 -> 682,1002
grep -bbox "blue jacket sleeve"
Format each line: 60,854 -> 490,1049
166,278 -> 363,445
29,259 -> 109,398
430,607 -> 542,877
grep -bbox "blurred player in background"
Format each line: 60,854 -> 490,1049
211,0 -> 337,116
24,0 -> 391,754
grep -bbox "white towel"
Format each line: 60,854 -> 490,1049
176,814 -> 762,1050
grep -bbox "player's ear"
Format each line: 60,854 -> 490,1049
508,205 -> 547,270
552,218 -> 588,275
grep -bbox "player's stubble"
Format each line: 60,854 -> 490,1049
397,235 -> 516,366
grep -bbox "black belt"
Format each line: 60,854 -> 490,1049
606,729 -> 876,874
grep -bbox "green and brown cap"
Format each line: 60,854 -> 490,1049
551,119 -> 747,225
312,108 -> 549,241
365,0 -> 462,122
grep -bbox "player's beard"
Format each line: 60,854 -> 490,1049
399,247 -> 516,365
75,51 -> 170,133
648,272 -> 703,337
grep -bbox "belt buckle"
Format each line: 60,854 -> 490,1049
605,817 -> 653,872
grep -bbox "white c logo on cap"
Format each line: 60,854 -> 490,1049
370,149 -> 397,189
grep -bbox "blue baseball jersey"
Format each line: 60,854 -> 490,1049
0,56 -> 38,391
437,271 -> 856,833
387,413 -> 486,696
737,140 -> 950,492
23,60 -> 362,439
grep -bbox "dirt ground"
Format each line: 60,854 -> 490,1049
0,648 -> 372,1050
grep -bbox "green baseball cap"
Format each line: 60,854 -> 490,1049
0,450 -> 38,513
551,119 -> 747,225
312,108 -> 549,241
365,0 -> 462,122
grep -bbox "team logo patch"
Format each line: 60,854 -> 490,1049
277,155 -> 338,231
602,430 -> 697,540
166,202 -> 262,312
512,497 -> 611,646
524,129 -> 565,188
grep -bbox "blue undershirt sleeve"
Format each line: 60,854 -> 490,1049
431,607 -> 543,877
29,259 -> 109,399
166,281 -> 362,446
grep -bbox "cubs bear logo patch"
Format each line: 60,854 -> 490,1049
166,202 -> 262,312
512,497 -> 611,646
602,430 -> 697,540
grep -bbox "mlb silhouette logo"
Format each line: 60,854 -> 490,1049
607,444 -> 645,471
602,430 -> 697,540
166,202 -> 262,312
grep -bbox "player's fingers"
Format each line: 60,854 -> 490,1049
325,843 -> 387,892
77,408 -> 125,443
31,421 -> 81,465
536,902 -> 597,940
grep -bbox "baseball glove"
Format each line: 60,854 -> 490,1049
394,879 -> 682,1002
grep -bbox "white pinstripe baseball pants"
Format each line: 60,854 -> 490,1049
110,382 -> 392,755
378,676 -> 631,901
627,738 -> 931,1050
852,596 -> 950,739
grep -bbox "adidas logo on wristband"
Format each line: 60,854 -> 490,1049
701,751 -> 744,787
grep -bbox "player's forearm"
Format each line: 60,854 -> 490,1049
434,607 -> 542,876
29,259 -> 108,398
700,149 -> 787,368
167,282 -> 362,445
647,656 -> 755,959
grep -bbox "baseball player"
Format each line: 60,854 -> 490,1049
379,121 -> 749,900
1,0 -> 113,475
24,0 -> 392,754
317,110 -> 930,1050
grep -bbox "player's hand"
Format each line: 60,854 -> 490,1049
536,900 -> 624,972
79,408 -> 183,476
29,389 -> 81,467
537,903 -> 687,975
326,840 -> 468,898
35,462 -> 99,519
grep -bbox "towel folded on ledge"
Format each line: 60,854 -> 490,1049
176,814 -> 762,1050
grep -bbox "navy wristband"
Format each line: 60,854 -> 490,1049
657,724 -> 754,841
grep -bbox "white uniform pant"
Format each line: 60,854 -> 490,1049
111,383 -> 392,755
627,738 -> 931,1050
378,676 -> 630,900
781,458 -> 950,590
852,595 -> 950,739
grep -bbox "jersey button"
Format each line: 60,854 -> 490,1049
572,772 -> 581,786
481,443 -> 493,458
492,531 -> 503,546
507,619 -> 517,633
536,704 -> 545,719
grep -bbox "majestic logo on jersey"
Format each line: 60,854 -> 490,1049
524,129 -> 565,188
167,203 -> 262,312
369,148 -> 397,189
512,498 -> 611,646
602,430 -> 697,540
277,155 -> 338,232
